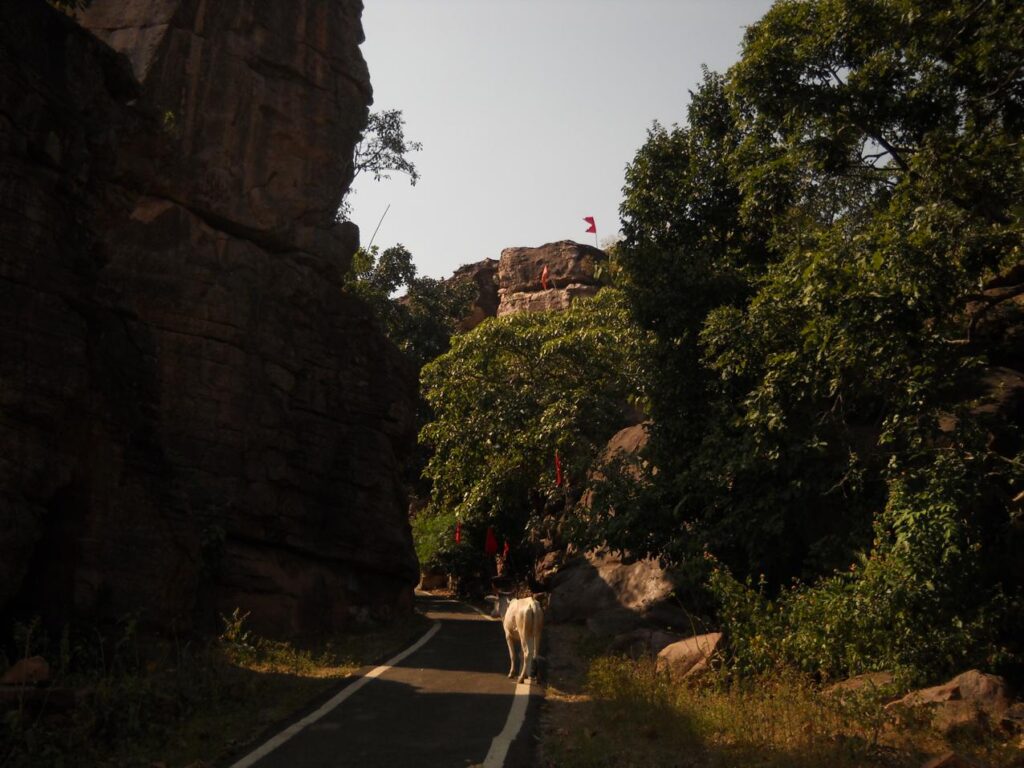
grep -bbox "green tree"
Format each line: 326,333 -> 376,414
343,244 -> 475,370
418,290 -> 651,573
339,109 -> 423,220
353,109 -> 423,186
616,0 -> 1023,678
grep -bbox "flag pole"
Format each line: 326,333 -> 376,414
367,203 -> 391,250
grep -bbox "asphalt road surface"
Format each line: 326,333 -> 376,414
229,595 -> 542,768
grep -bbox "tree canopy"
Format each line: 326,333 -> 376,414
339,109 -> 422,220
612,0 -> 1023,680
418,289 -> 651,567
413,0 -> 1023,682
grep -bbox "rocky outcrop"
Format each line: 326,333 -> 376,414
77,0 -> 372,251
889,670 -> 1012,737
497,241 -> 606,316
546,551 -> 687,631
450,259 -> 499,332
0,1 -> 418,638
441,242 -> 607,328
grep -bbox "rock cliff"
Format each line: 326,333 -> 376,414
0,1 -> 418,638
450,259 -> 499,332
497,240 -> 606,316
449,241 -> 606,327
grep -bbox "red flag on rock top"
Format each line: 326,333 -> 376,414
583,216 -> 596,234
484,526 -> 499,556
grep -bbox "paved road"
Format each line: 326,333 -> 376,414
230,595 -> 541,768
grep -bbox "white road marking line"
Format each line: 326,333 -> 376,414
229,621 -> 442,768
465,601 -> 501,621
482,680 -> 532,768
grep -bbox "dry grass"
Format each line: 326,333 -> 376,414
1,611 -> 432,768
537,625 -> 1024,768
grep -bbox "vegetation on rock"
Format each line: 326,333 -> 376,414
339,109 -> 423,220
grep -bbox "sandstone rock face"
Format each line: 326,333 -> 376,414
892,669 -> 1010,710
532,549 -> 567,590
972,264 -> 1024,371
889,670 -> 1011,737
441,242 -> 607,327
0,2 -> 418,638
603,422 -> 651,459
497,241 -> 606,317
656,632 -> 723,677
77,0 -> 371,254
451,259 -> 499,332
546,551 -> 686,629
579,421 -> 652,516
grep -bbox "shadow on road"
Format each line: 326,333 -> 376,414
252,676 -> 523,767
245,599 -> 543,768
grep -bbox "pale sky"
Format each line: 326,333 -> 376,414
347,0 -> 776,279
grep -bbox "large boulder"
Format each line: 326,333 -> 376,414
888,670 -> 1012,737
578,421 -> 653,527
656,632 -> 723,677
586,607 -> 644,639
590,421 -> 652,483
892,670 -> 1010,709
546,551 -> 687,630
970,264 -> 1024,372
497,241 -> 606,316
1,657 -> 50,687
0,1 -> 417,638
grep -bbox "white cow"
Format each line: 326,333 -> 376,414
485,592 -> 543,683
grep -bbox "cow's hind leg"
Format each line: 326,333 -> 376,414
519,613 -> 537,683
506,633 -> 517,679
520,637 -> 534,684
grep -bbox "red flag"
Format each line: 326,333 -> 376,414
503,539 -> 510,559
455,521 -> 461,543
583,216 -> 596,234
485,526 -> 499,556
555,450 -> 563,487
540,264 -> 550,290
